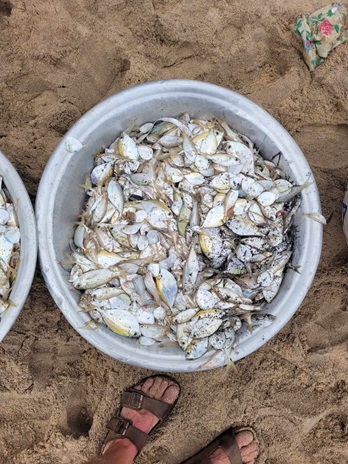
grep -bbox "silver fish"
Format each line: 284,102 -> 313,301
70,114 -> 298,364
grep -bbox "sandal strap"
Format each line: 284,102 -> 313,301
219,432 -> 243,464
106,416 -> 149,452
181,428 -> 243,464
121,389 -> 172,420
101,376 -> 180,458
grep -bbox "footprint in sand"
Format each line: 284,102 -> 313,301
302,411 -> 348,458
60,388 -> 93,438
0,1 -> 12,18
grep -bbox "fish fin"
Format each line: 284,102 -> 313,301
303,213 -> 327,225
288,263 -> 301,274
223,347 -> 238,375
79,320 -> 99,330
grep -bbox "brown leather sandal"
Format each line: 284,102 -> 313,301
101,375 -> 180,457
181,427 -> 256,464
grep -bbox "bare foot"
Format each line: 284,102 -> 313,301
209,430 -> 259,464
102,376 -> 179,462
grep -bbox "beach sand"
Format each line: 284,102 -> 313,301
0,0 -> 348,462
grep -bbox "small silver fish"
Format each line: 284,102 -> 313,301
70,113 -> 298,361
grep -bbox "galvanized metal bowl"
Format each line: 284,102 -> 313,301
36,80 -> 322,372
0,150 -> 37,342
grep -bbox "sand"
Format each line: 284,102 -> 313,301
0,0 -> 348,463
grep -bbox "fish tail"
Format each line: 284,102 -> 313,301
225,348 -> 238,375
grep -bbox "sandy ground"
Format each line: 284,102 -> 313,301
0,0 -> 348,463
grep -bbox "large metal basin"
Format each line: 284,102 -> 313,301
0,151 -> 37,341
36,80 -> 322,372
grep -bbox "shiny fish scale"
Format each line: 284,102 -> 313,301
70,114 -> 303,364
0,178 -> 20,318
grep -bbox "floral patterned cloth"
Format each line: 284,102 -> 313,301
294,2 -> 348,70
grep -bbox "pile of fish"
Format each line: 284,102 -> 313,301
0,177 -> 20,319
69,114 -> 310,364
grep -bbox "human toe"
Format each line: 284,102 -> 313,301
147,376 -> 166,398
134,376 -> 179,404
161,383 -> 180,404
240,441 -> 258,457
235,430 -> 254,448
139,377 -> 155,394
242,446 -> 259,463
155,379 -> 170,398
